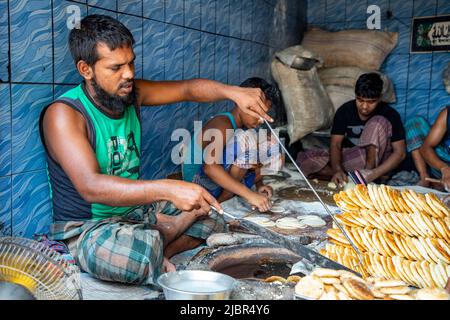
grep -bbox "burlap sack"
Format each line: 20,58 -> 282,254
271,47 -> 334,145
302,28 -> 398,70
324,85 -> 355,112
319,67 -> 396,103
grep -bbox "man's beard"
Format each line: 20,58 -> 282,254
91,76 -> 138,114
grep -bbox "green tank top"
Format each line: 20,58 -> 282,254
59,83 -> 141,220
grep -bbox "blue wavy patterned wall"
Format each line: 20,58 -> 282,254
307,0 -> 450,124
0,0 -> 305,237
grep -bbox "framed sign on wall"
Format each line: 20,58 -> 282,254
411,15 -> 450,53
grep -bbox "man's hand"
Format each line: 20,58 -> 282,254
359,169 -> 376,183
246,191 -> 272,212
441,167 -> 450,191
228,86 -> 273,123
331,170 -> 348,187
162,257 -> 176,273
167,181 -> 222,214
257,185 -> 273,198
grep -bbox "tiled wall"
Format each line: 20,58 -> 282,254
0,0 -> 305,237
307,0 -> 450,124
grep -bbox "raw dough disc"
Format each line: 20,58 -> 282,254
297,215 -> 326,227
301,218 -> 326,227
328,182 -> 337,189
297,215 -> 322,220
244,216 -> 276,227
275,217 -> 305,229
270,205 -> 285,213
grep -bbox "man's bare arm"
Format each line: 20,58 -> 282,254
330,134 -> 345,173
420,108 -> 448,172
367,140 -> 406,182
330,134 -> 348,185
42,103 -> 221,212
135,79 -> 272,121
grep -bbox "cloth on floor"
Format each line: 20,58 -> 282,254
386,170 -> 420,186
33,234 -> 76,265
80,272 -> 163,300
297,116 -> 393,176
49,202 -> 226,287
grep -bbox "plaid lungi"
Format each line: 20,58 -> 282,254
405,116 -> 450,178
297,116 -> 393,176
49,201 -> 226,285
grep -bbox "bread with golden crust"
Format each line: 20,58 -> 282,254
342,278 -> 374,300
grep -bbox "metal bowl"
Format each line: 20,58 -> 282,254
157,270 -> 236,300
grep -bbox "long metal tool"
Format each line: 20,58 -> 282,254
262,119 -> 363,266
210,207 -> 359,274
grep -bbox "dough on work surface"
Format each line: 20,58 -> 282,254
297,215 -> 326,227
275,217 -> 305,229
244,216 -> 276,227
270,205 -> 285,213
328,182 -> 337,189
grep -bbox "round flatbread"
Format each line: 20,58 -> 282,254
244,216 -> 276,227
297,215 -> 322,220
275,217 -> 304,230
342,279 -> 374,300
294,276 -> 325,300
270,205 -> 285,213
300,216 -> 327,227
311,268 -> 341,278
415,288 -> 450,300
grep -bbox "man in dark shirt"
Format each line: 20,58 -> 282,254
297,73 -> 406,186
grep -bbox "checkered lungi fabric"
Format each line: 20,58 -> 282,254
296,116 -> 393,176
405,116 -> 450,178
49,201 -> 226,285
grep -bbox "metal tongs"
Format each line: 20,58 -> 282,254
262,119 -> 364,267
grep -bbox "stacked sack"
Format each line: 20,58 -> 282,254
322,184 -> 450,288
301,28 -> 399,112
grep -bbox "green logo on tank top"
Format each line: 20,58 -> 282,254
107,131 -> 140,175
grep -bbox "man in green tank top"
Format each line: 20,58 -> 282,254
40,15 -> 273,285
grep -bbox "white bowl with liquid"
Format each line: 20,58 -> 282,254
157,270 -> 236,300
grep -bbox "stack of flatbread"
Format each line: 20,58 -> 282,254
322,184 -> 450,288
294,267 -> 450,300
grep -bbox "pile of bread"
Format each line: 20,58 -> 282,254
322,184 -> 450,288
294,267 -> 450,300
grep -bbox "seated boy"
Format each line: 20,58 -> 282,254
405,106 -> 450,189
182,77 -> 283,212
296,73 -> 406,186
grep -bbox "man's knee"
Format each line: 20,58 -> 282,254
366,115 -> 390,127
363,115 -> 392,137
184,214 -> 227,240
77,225 -> 164,285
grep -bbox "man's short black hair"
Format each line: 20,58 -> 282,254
69,14 -> 134,66
239,77 -> 281,108
355,73 -> 384,99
